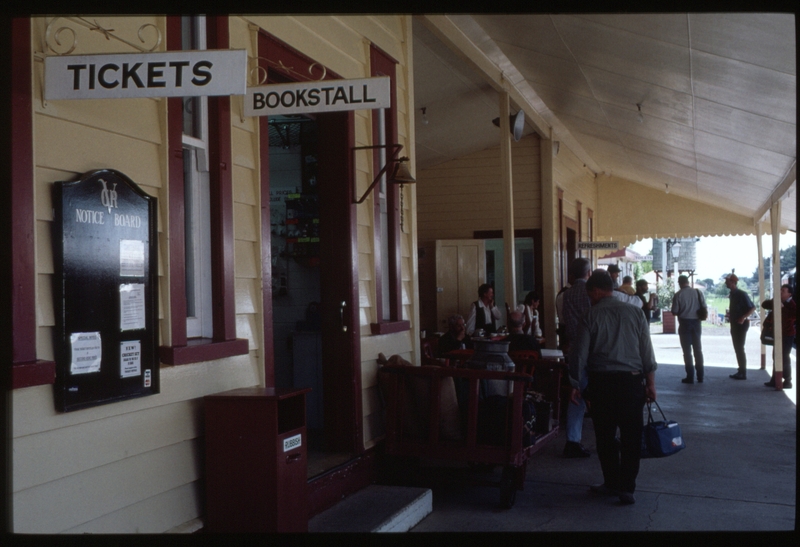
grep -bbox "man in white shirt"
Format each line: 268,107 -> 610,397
465,283 -> 502,335
671,275 -> 705,383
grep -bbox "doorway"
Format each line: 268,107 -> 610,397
258,27 -> 362,480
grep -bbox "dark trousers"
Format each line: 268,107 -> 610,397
678,318 -> 704,380
771,335 -> 795,382
730,320 -> 750,374
587,372 -> 646,494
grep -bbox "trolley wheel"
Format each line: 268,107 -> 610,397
499,466 -> 517,509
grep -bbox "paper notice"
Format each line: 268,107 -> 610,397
120,340 -> 142,378
70,332 -> 102,374
120,240 -> 145,277
120,283 -> 146,331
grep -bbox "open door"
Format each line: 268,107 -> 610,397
435,239 -> 486,332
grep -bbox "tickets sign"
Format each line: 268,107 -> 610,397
45,50 -> 248,100
245,76 -> 391,117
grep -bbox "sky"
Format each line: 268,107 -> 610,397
628,232 -> 796,282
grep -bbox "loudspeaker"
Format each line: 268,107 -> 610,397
492,110 -> 525,142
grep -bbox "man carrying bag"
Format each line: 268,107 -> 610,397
569,270 -> 658,506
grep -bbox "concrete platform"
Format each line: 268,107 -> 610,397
309,326 -> 795,533
308,485 -> 432,533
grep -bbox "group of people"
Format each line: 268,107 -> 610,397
433,259 -> 794,507
671,272 -> 794,389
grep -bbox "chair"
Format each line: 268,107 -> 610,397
421,336 -> 440,367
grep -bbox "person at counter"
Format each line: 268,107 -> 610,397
465,283 -> 502,336
507,310 -> 542,353
437,314 -> 471,357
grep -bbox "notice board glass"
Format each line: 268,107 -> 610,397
52,169 -> 159,412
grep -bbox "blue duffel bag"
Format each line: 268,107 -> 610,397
641,400 -> 686,458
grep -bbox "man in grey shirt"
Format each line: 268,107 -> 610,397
671,275 -> 705,383
569,270 -> 657,505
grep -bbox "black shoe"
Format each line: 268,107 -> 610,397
729,372 -> 747,380
697,377 -> 704,383
563,441 -> 591,458
618,492 -> 636,505
764,379 -> 776,387
681,378 -> 694,384
784,380 -> 793,389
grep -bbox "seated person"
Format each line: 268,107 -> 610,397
437,314 -> 471,357
618,275 -> 636,295
506,310 -> 542,353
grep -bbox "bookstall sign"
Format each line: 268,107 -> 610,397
45,49 -> 247,100
52,169 -> 159,412
245,76 -> 390,117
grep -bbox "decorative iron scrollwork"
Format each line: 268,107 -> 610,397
44,17 -> 162,56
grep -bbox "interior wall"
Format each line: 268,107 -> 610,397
416,134 -> 542,243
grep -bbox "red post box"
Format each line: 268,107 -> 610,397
204,387 -> 310,532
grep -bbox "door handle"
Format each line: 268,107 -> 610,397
339,301 -> 348,332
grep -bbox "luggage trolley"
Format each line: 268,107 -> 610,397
380,354 -> 563,508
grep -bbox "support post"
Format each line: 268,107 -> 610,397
499,91 -> 517,312
756,224 -> 766,369
541,131 -> 557,349
770,201 -> 783,389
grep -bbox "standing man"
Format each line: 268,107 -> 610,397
672,275 -> 705,384
607,264 -> 622,289
561,258 -> 593,458
726,274 -> 756,380
570,270 -> 657,505
635,279 -> 657,322
765,284 -> 796,389
465,283 -> 502,336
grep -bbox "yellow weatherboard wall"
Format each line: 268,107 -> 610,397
17,14 -> 416,533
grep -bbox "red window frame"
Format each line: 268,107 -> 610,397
160,15 -> 248,364
369,44 -> 409,335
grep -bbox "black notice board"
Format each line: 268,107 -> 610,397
52,169 -> 159,412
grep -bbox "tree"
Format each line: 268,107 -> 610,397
700,278 -> 715,290
749,245 -> 796,283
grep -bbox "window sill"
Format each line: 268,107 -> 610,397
12,360 -> 56,389
370,320 -> 411,335
159,338 -> 250,365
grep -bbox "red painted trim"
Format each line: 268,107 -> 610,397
162,15 -> 247,363
10,18 -> 54,389
160,338 -> 249,366
12,361 -> 56,390
370,320 -> 411,335
370,44 -> 402,324
166,19 -> 187,349
259,113 -> 275,388
307,450 -> 377,518
11,18 -> 36,365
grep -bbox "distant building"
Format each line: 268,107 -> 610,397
652,238 -> 698,285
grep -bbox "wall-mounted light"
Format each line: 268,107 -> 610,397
351,144 -> 416,204
665,184 -> 670,194
636,103 -> 644,123
553,141 -> 560,157
420,107 -> 429,126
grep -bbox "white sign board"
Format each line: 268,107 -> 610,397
120,340 -> 142,378
245,77 -> 391,117
577,241 -> 619,250
70,332 -> 102,375
45,50 -> 247,100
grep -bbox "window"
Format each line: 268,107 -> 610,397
181,16 -> 212,339
161,15 -> 248,364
